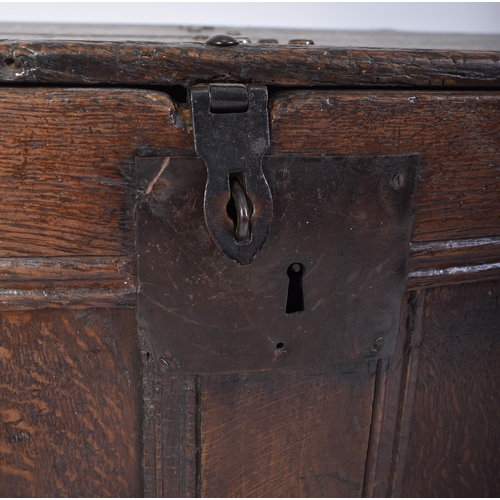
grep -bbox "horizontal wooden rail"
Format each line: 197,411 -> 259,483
0,237 -> 498,308
1,41 -> 499,88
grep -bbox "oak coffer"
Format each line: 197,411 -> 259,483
0,23 -> 499,497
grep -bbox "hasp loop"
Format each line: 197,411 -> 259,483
190,84 -> 273,265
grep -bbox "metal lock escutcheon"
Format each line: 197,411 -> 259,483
136,150 -> 419,374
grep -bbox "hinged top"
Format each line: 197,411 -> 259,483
0,23 -> 499,88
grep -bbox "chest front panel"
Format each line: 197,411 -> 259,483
0,86 -> 499,497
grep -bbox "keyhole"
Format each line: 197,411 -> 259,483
286,263 -> 305,314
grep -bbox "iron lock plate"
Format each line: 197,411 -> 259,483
136,154 -> 419,374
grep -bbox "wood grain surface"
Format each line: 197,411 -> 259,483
140,326 -> 199,499
0,308 -> 141,497
0,87 -> 498,308
0,256 -> 135,309
270,91 -> 500,244
0,87 -> 190,259
0,44 -> 498,500
142,373 -> 200,498
400,281 -> 500,497
408,237 -> 500,289
0,41 -> 499,88
363,291 -> 426,497
409,237 -> 500,274
1,85 -> 499,497
200,367 -> 375,497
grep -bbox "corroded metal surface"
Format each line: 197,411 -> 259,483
136,154 -> 418,374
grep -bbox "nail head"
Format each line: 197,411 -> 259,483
288,39 -> 315,45
276,168 -> 289,181
206,34 -> 239,46
235,36 -> 252,44
391,173 -> 405,189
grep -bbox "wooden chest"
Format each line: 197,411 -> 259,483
0,23 -> 499,497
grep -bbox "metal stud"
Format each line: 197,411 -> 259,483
235,36 -> 252,44
205,34 -> 239,46
371,337 -> 385,353
258,38 -> 279,44
391,173 -> 405,189
288,39 -> 315,45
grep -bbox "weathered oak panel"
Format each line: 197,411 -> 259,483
0,308 -> 141,497
401,281 -> 500,497
141,370 -> 199,498
0,256 -> 135,309
0,24 -> 498,500
0,88 -> 498,303
363,291 -> 426,497
270,91 -> 500,243
1,41 -> 499,88
201,367 -> 375,497
0,88 -> 191,258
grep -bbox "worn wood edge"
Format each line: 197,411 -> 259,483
139,327 -> 200,497
140,334 -> 156,498
0,255 -> 134,280
407,237 -> 500,289
360,291 -> 426,497
409,236 -> 500,267
407,262 -> 500,289
0,237 -> 497,308
0,283 -> 136,309
194,375 -> 203,499
389,290 -> 426,497
362,292 -> 414,497
0,256 -> 135,309
1,41 -> 499,88
363,357 -> 390,497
